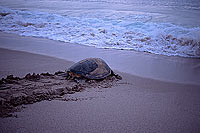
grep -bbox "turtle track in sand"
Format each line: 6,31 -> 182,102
0,71 -> 121,118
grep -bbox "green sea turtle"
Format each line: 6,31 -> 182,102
65,58 -> 121,80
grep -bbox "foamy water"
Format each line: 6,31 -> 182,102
0,3 -> 200,58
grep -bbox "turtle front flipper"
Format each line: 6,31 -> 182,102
66,71 -> 87,83
55,71 -> 70,79
111,70 -> 122,80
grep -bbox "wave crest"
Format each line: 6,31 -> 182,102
0,6 -> 200,58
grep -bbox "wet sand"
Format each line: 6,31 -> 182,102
0,48 -> 73,79
0,35 -> 200,132
0,32 -> 200,85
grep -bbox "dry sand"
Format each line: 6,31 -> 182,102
0,33 -> 200,132
0,67 -> 120,118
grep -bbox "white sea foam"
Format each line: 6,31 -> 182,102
0,6 -> 200,58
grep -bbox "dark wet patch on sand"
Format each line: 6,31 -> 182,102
0,72 -> 121,118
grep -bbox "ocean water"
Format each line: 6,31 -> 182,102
0,0 -> 200,58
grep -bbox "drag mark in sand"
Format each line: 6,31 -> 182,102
0,72 -> 121,118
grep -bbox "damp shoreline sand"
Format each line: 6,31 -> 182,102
0,32 -> 200,85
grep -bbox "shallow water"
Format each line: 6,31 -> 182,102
0,0 -> 200,58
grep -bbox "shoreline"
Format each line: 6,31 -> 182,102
0,47 -> 199,88
0,32 -> 200,85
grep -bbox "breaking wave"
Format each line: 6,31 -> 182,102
0,6 -> 200,58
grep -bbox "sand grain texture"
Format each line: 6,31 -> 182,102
0,40 -> 200,132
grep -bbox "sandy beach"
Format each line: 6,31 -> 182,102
0,32 -> 200,132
